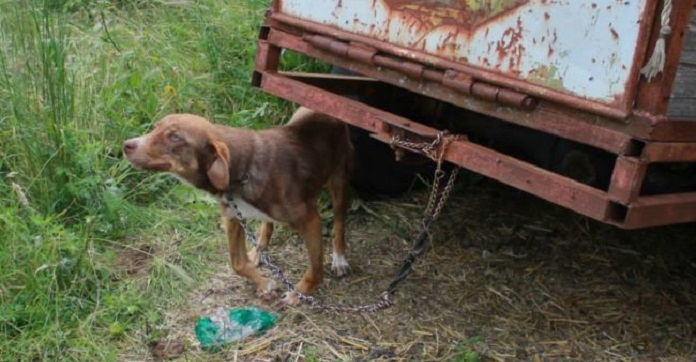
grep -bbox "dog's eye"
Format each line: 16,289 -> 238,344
167,132 -> 183,143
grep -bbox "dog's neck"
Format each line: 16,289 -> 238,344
212,127 -> 258,195
217,172 -> 278,223
221,172 -> 249,198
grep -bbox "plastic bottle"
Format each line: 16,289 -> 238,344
195,306 -> 277,351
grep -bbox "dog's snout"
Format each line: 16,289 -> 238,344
123,138 -> 139,155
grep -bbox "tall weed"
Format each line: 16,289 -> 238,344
0,0 -> 324,360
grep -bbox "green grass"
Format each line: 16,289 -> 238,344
0,0 -> 326,360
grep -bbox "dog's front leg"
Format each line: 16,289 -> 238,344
248,222 -> 273,267
283,206 -> 324,305
222,216 -> 276,300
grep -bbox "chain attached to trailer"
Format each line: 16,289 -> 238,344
224,130 -> 459,313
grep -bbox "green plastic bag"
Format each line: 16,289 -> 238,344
195,306 -> 277,351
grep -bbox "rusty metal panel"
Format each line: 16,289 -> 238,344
265,29 -> 637,153
255,70 -> 613,223
278,0 -> 652,110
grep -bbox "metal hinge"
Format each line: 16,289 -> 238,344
303,34 -> 539,110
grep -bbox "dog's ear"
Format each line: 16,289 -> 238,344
207,140 -> 230,191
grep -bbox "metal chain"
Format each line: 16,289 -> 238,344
384,131 -> 458,295
224,204 -> 394,313
224,130 -> 459,313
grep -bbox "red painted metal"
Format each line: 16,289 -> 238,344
642,142 -> 696,162
624,192 -> 696,229
256,69 -> 613,222
608,157 -> 648,204
443,140 -> 612,222
304,34 -> 540,110
635,0 -> 694,117
267,29 -> 636,154
280,71 -> 381,96
270,12 -> 633,120
253,2 -> 696,229
254,69 -> 696,228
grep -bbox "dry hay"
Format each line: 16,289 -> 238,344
119,179 -> 696,362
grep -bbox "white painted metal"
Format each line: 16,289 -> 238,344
280,0 -> 650,106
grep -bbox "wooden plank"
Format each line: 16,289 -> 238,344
670,66 -> 696,98
667,11 -> 696,118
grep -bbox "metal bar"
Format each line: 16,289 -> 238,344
624,192 -> 696,229
650,120 -> 696,141
608,157 -> 648,204
256,70 -> 612,223
257,71 -> 388,132
445,142 -> 611,222
305,34 -> 539,110
253,38 -> 282,88
267,29 -> 636,155
280,71 -> 380,96
270,12 -> 631,120
642,141 -> 696,161
254,40 -> 281,72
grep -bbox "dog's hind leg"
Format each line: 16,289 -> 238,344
328,166 -> 351,277
222,216 -> 276,300
248,222 -> 273,267
283,205 -> 324,305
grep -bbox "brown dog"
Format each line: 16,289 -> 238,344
123,107 -> 353,304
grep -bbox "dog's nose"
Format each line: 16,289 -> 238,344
123,139 -> 139,155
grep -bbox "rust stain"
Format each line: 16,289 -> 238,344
609,26 -> 618,41
380,0 -> 529,31
370,0 -> 534,72
495,16 -> 525,70
544,12 -> 549,20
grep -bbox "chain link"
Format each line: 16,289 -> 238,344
223,130 -> 459,314
224,203 -> 395,313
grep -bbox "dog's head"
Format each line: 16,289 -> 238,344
123,114 -> 230,191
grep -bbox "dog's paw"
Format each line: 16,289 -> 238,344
331,252 -> 351,277
255,279 -> 277,301
277,291 -> 299,308
248,248 -> 262,267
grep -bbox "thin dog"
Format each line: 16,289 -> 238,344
123,107 -> 353,305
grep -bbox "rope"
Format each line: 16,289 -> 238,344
640,0 -> 673,81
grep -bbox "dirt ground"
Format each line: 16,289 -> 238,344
121,177 -> 696,362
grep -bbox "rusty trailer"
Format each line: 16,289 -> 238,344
252,0 -> 696,229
